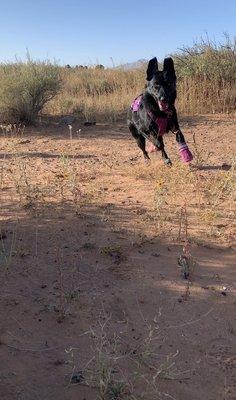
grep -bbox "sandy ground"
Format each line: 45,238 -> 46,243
0,114 -> 235,400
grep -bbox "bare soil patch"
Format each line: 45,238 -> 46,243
0,114 -> 235,400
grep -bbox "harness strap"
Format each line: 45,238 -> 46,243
147,111 -> 168,135
131,95 -> 143,111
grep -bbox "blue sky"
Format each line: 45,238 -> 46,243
0,0 -> 235,66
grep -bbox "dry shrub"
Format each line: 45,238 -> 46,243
0,56 -> 61,124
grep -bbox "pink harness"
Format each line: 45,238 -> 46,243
131,95 -> 143,111
131,95 -> 168,135
148,112 -> 167,135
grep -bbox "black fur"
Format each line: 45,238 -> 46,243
128,57 -> 186,164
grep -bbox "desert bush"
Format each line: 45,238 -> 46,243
0,56 -> 61,124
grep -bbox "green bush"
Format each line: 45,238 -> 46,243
0,57 -> 61,124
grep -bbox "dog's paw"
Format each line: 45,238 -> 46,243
144,154 -> 151,163
179,144 -> 193,163
164,158 -> 172,166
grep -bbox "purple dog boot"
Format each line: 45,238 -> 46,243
179,143 -> 193,163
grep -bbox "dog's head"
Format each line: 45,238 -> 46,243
145,57 -> 176,111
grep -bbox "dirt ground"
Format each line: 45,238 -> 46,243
0,114 -> 235,400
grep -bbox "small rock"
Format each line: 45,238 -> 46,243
57,315 -> 65,324
19,139 -> 31,144
178,298 -> 182,303
71,371 -> 85,384
54,359 -> 65,366
221,163 -> 231,171
152,253 -> 160,257
84,121 -> 96,126
0,230 -> 7,240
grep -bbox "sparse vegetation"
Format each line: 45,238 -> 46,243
0,37 -> 235,124
0,114 -> 235,399
139,156 -> 235,243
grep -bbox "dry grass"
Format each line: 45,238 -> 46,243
46,67 -> 144,122
46,37 -> 236,121
127,154 -> 235,244
0,38 -> 235,124
0,138 -> 101,216
80,308 -> 188,400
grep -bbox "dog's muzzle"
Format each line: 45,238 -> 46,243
158,100 -> 169,111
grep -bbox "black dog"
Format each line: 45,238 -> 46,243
127,57 -> 192,165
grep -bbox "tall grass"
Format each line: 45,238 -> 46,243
0,38 -> 235,124
48,37 -> 235,121
174,36 -> 236,114
46,67 -> 144,121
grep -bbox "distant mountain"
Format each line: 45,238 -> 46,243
116,59 -> 147,70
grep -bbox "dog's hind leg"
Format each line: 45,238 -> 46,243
147,126 -> 171,165
156,135 -> 172,166
128,124 -> 150,161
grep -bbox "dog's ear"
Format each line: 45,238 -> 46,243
146,57 -> 158,81
163,57 -> 176,79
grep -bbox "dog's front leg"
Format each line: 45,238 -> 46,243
170,107 -> 193,163
169,108 -> 188,147
169,107 -> 184,139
